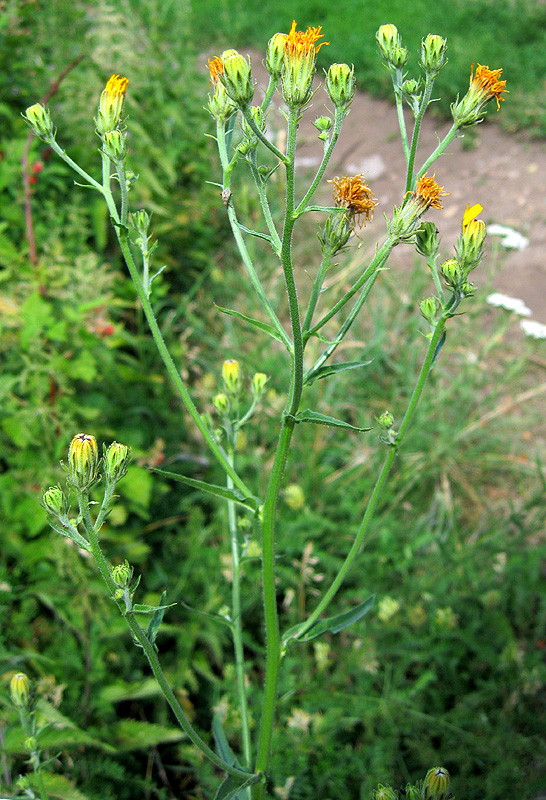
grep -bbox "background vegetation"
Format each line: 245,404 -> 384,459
1,1 -> 545,799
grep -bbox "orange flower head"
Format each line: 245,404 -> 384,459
281,20 -> 329,106
208,56 -> 224,85
283,19 -> 328,61
469,63 -> 507,110
330,174 -> 378,228
414,173 -> 449,210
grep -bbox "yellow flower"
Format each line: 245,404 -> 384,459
96,74 -> 128,135
283,19 -> 328,60
329,174 -> 378,228
68,433 -> 100,490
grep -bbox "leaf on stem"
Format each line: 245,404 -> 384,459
132,601 -> 176,614
150,468 -> 261,511
236,222 -> 274,244
213,773 -> 264,800
287,409 -> 370,432
179,600 -> 234,630
147,590 -> 169,645
431,328 -> 446,366
305,359 -> 373,385
215,305 -> 289,348
282,595 -> 375,645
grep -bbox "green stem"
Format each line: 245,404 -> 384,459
242,106 -> 288,164
33,758 -> 50,800
227,444 -> 252,770
261,75 -> 280,113
297,310 -> 450,638
51,139 -> 119,222
304,266 -> 382,384
249,152 -> 282,253
394,79 -> 410,163
307,238 -> 394,338
217,122 -> 292,352
79,492 -> 253,781
253,105 -> 305,799
294,106 -> 345,217
301,247 -> 335,336
418,122 -> 460,178
115,232 -> 253,499
405,75 -> 435,194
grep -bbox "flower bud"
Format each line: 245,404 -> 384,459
10,673 -> 30,707
220,50 -> 254,107
281,20 -> 328,107
130,209 -> 151,236
102,129 -> 127,162
318,211 -> 352,255
421,34 -> 448,76
377,411 -> 394,430
104,441 -> 131,483
266,32 -> 286,78
240,105 -> 266,151
213,392 -> 230,416
24,736 -> 38,752
42,485 -> 69,519
372,785 -> 397,800
207,81 -> 237,122
251,372 -> 269,399
313,115 -> 333,141
222,359 -> 242,396
23,103 -> 55,140
404,786 -> 422,800
424,767 -> 450,800
415,222 -> 439,259
325,63 -> 356,111
67,433 -> 100,491
420,296 -> 439,324
96,74 -> 128,135
441,258 -> 463,288
111,560 -> 133,588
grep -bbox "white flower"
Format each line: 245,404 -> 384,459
486,293 -> 532,316
520,319 -> 546,339
487,224 -> 529,251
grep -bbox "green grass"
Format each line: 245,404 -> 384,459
193,0 -> 546,136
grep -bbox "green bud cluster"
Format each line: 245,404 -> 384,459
415,222 -> 439,259
313,115 -> 333,142
420,296 -> 439,324
319,210 -> 352,255
372,785 -> 397,800
376,24 -> 408,69
42,485 -> 69,520
111,560 -> 134,588
102,129 -> 127,162
207,82 -> 237,122
265,32 -> 286,79
104,441 -> 131,483
239,106 -> 266,153
424,767 -> 450,800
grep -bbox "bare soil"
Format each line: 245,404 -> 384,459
238,54 -> 546,324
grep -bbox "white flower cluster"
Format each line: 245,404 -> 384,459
486,293 -> 546,339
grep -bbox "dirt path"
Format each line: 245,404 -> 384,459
236,54 -> 546,324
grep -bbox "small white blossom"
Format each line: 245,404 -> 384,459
520,319 -> 546,339
486,293 -> 532,316
487,224 -> 529,251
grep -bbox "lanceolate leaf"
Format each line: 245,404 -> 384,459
215,305 -> 289,347
305,359 -> 373,384
151,468 -> 261,511
287,409 -> 371,432
282,595 -> 375,645
147,590 -> 169,644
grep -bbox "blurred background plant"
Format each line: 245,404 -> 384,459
1,1 -> 546,799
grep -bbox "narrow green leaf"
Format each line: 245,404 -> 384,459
213,714 -> 242,769
236,223 -> 273,244
306,359 -> 373,384
147,590 -> 168,644
215,305 -> 289,347
431,329 -> 446,366
283,595 -> 375,645
179,600 -> 234,630
132,602 -> 176,614
150,468 -> 261,511
288,409 -> 370,432
214,773 -> 264,800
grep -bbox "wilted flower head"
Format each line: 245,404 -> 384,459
413,173 -> 449,210
452,63 -> 507,126
329,174 -> 378,228
96,74 -> 128,136
389,174 -> 448,241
